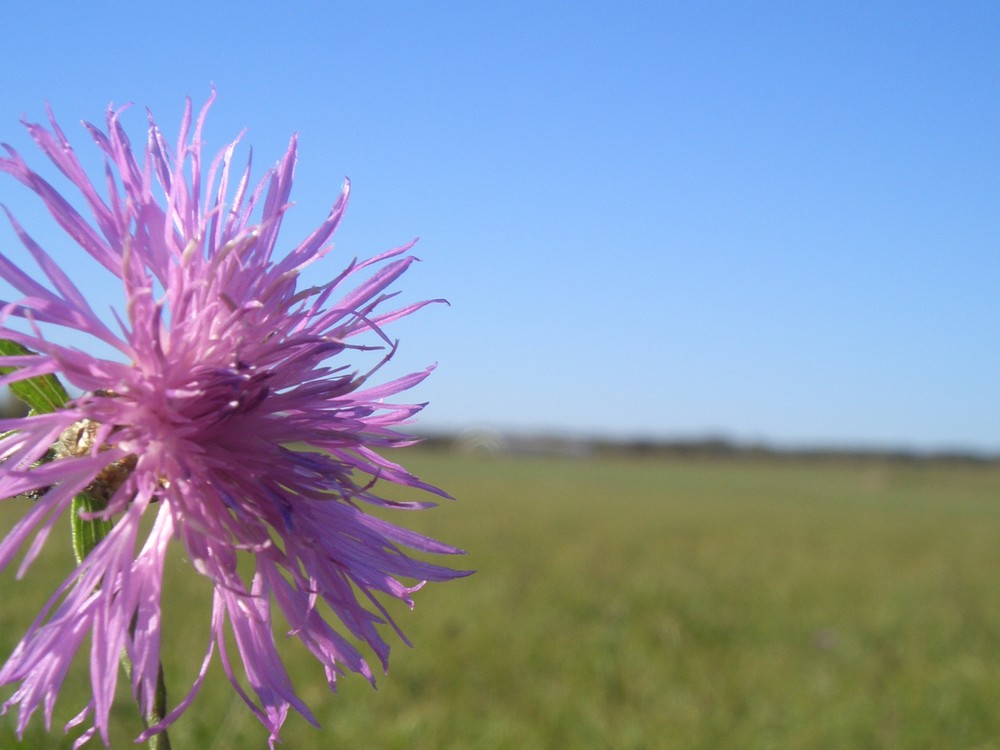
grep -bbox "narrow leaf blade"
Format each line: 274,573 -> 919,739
0,339 -> 70,414
71,492 -> 113,565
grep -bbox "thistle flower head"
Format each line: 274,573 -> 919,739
0,94 -> 467,747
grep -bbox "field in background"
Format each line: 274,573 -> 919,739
1,450 -> 999,749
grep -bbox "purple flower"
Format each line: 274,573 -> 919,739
0,94 -> 468,747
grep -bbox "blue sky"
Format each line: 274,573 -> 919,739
1,2 -> 997,452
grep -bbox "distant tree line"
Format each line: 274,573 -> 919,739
416,430 -> 998,464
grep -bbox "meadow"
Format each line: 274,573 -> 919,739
1,449 -> 999,749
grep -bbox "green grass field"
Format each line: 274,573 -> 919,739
1,450 -> 999,749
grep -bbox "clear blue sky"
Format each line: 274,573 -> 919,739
1,2 -> 997,452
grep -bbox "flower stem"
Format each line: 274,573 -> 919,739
120,652 -> 172,749
149,665 -> 172,750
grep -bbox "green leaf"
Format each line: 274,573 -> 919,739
0,339 -> 70,415
70,491 -> 114,565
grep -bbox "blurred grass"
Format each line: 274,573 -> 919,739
1,450 -> 999,749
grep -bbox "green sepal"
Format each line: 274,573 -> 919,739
0,339 -> 70,415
